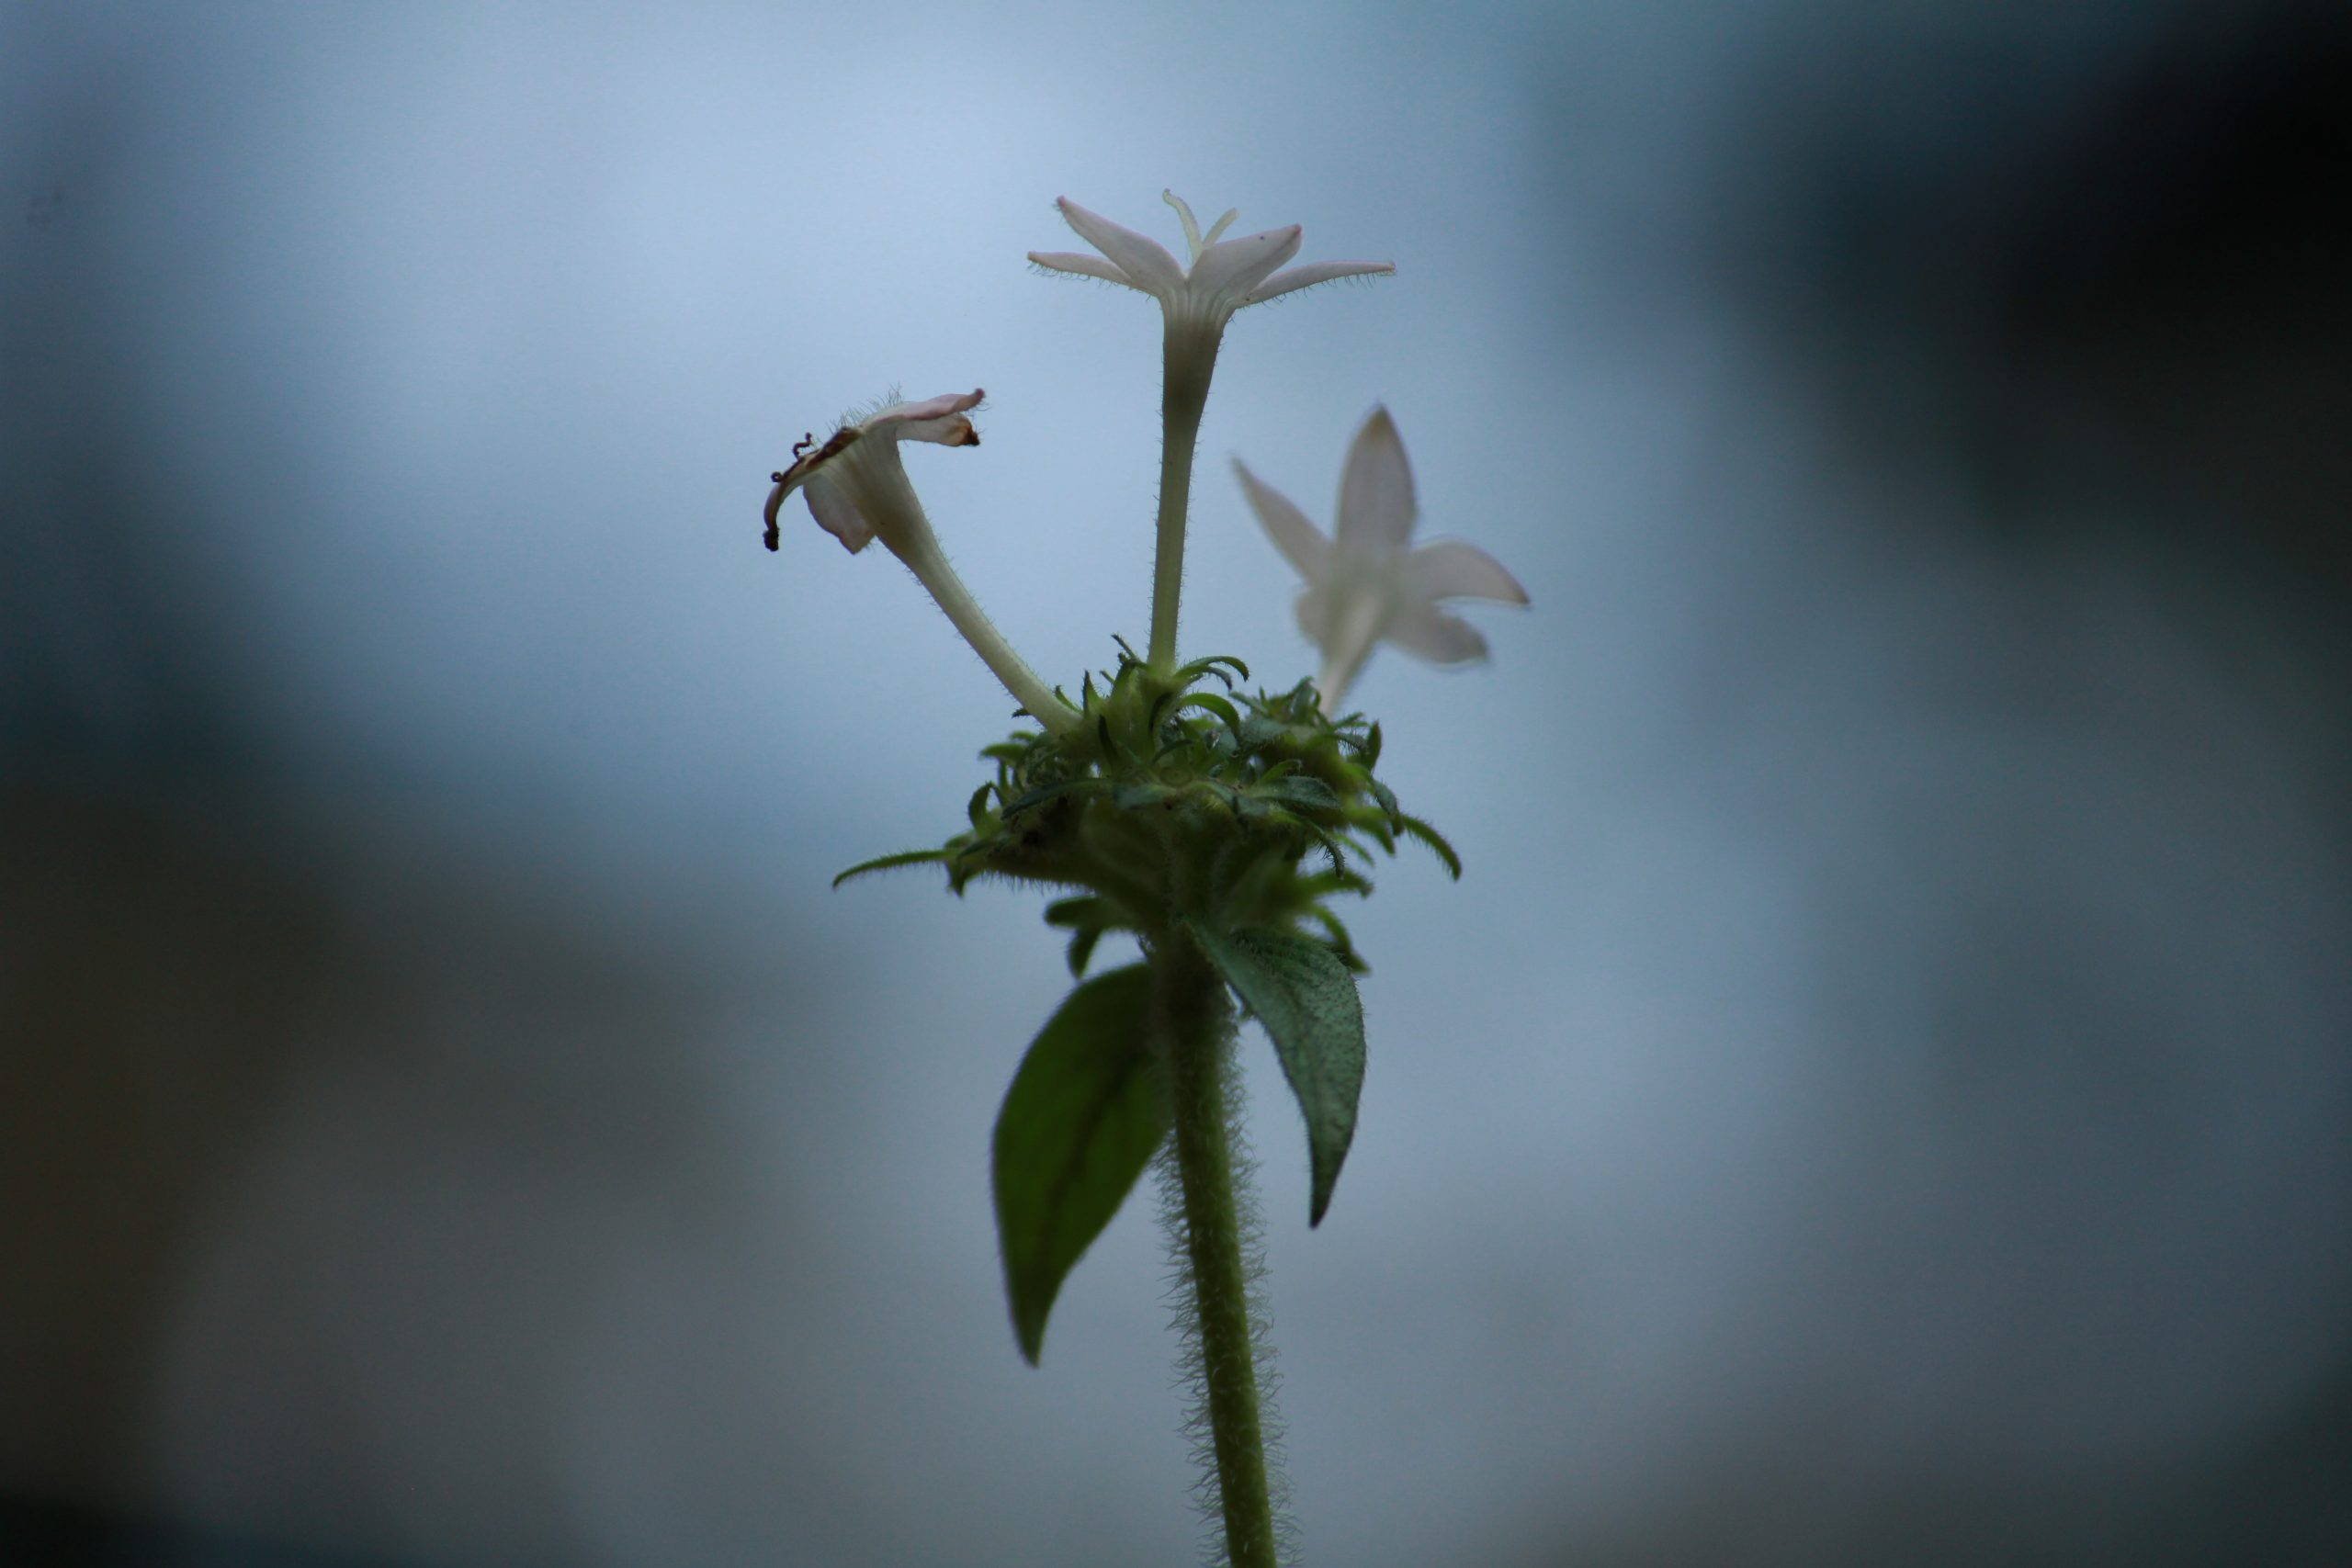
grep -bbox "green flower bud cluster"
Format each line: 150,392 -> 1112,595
837,643 -> 1460,980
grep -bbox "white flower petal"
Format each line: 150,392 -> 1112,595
1401,539 -> 1529,604
1295,581 -> 1339,646
1233,459 -> 1332,581
868,389 -> 984,438
1028,250 -> 1131,287
896,413 -> 977,446
1384,601 -> 1488,664
804,473 -> 875,554
1055,196 -> 1184,298
1241,258 -> 1396,306
1189,225 -> 1304,303
1336,405 -> 1417,547
763,473 -> 791,551
1299,584 -> 1385,706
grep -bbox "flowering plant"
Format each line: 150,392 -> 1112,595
763,191 -> 1522,1568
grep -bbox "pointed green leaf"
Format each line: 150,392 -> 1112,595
1186,922 -> 1366,1226
1260,775 -> 1340,813
1174,653 -> 1250,688
992,964 -> 1167,1363
831,848 -> 950,889
1114,782 -> 1173,810
1395,813 -> 1463,880
1176,691 -> 1245,737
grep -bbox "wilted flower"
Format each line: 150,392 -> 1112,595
764,389 -> 1079,735
1236,406 -> 1527,707
765,389 -> 984,555
1030,192 -> 1393,349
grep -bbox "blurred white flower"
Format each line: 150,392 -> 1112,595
764,389 -> 983,556
1236,406 -> 1528,707
1030,191 -> 1393,344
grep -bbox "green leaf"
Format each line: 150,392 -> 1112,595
1043,895 -> 1114,930
1187,922 -> 1367,1226
1259,775 -> 1340,813
992,964 -> 1168,1363
831,848 -> 950,889
1395,813 -> 1463,880
1175,691 -> 1245,738
1065,924 -> 1104,977
1001,777 -> 1101,818
1236,714 -> 1289,753
1174,653 -> 1250,688
1306,906 -> 1366,972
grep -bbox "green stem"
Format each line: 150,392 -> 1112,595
890,527 -> 1081,738
1148,325 -> 1217,671
1154,930 -> 1280,1568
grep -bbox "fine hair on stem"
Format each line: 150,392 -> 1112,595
1155,1041 -> 1296,1566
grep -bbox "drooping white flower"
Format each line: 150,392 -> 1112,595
1029,192 -> 1393,344
1236,406 -> 1528,708
763,389 -> 1079,735
765,389 -> 983,556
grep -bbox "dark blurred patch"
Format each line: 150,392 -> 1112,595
1,81 -> 730,1565
1527,6 -> 2352,1564
1728,3 -> 2352,592
0,1493 -> 433,1568
0,771 -> 325,1508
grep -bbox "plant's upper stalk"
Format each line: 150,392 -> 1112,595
1235,405 -> 1528,709
1030,193 -> 1394,673
766,389 -> 1081,737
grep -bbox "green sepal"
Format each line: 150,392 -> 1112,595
992,964 -> 1169,1363
1305,906 -> 1366,972
1043,895 -> 1114,929
1173,653 -> 1250,690
1186,921 -> 1367,1227
1175,691 -> 1246,739
1258,775 -> 1340,813
831,848 -> 952,889
1395,813 -> 1463,880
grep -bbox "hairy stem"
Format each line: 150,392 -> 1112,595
1154,930 -> 1282,1568
890,527 -> 1081,737
1148,326 -> 1216,671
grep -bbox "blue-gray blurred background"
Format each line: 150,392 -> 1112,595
6,3 -> 2348,1564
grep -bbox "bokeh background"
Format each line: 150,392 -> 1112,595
6,2 -> 2349,1563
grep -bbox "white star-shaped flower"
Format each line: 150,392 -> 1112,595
1029,192 -> 1393,344
1236,407 -> 1528,707
765,389 -> 984,556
